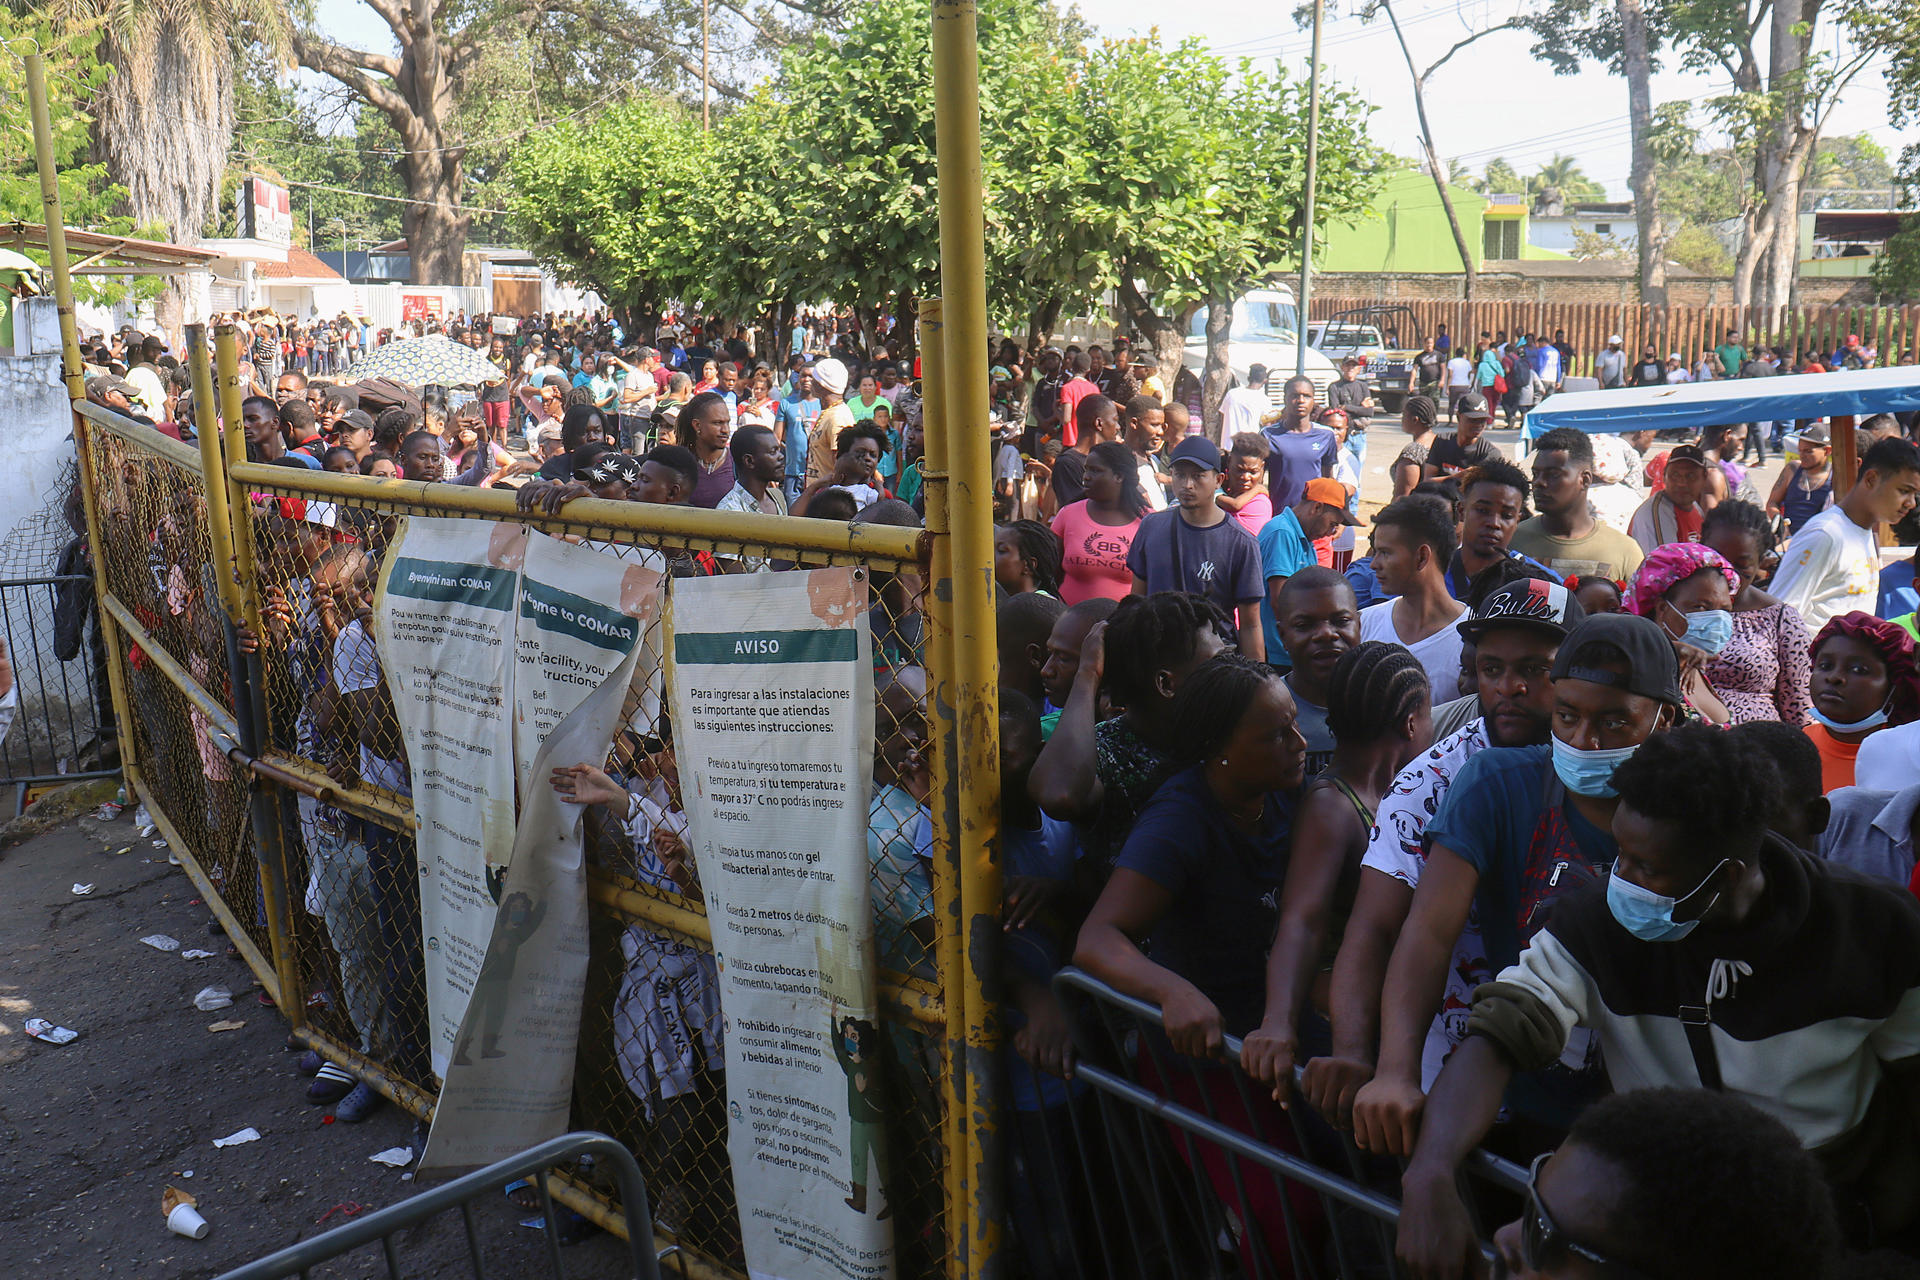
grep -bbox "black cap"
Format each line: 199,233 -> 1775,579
1664,444 -> 1709,470
87,374 -> 138,400
1456,391 -> 1492,419
335,409 -> 376,433
1550,613 -> 1685,706
1458,577 -> 1587,643
1168,436 -> 1222,471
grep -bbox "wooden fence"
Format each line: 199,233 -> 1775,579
1307,298 -> 1920,378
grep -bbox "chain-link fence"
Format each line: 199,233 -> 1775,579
76,367 -> 956,1278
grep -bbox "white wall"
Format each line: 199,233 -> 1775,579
0,353 -> 77,571
1530,215 -> 1638,255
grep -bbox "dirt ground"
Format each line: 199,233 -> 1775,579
0,811 -> 642,1280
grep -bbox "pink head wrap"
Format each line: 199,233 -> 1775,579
1621,542 -> 1739,619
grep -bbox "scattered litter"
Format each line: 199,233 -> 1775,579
212,1127 -> 260,1148
152,839 -> 169,849
320,1115 -> 335,1125
93,801 -> 123,821
207,1020 -> 246,1034
400,1172 -> 414,1182
169,851 -> 182,867
519,1216 -> 547,1231
110,846 -> 131,857
133,802 -> 155,836
192,987 -> 234,1012
180,1170 -> 194,1179
369,1147 -> 413,1168
23,1018 -> 79,1045
72,883 -> 95,896
315,1202 -> 367,1227
180,949 -> 216,960
140,934 -> 181,952
163,1185 -> 209,1240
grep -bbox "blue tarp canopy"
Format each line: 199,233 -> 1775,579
1522,365 -> 1920,438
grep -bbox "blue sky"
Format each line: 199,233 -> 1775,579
310,0 -> 1914,203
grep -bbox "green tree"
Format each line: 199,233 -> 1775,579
1530,153 -> 1606,201
1481,157 -> 1523,195
1805,133 -> 1895,204
1665,223 -> 1734,275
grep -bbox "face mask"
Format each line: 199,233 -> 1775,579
1606,858 -> 1729,942
1666,601 -> 1733,655
1808,699 -> 1892,734
1551,736 -> 1639,797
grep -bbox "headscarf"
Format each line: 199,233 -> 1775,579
1810,611 -> 1920,727
1622,542 -> 1739,618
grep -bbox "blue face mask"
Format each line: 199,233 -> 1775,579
1666,601 -> 1734,656
1606,858 -> 1729,942
1808,699 -> 1892,734
1551,736 -> 1639,798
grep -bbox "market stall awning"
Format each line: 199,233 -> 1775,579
1524,365 -> 1920,437
0,222 -> 219,276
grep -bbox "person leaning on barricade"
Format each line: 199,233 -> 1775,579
1391,723 -> 1920,1274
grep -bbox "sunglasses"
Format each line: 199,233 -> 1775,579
1519,1152 -> 1647,1277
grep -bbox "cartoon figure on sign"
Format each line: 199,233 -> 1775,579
452,891 -> 547,1066
830,999 -> 891,1219
807,567 -> 864,627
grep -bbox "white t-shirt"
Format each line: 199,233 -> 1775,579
1769,506 -> 1881,630
331,619 -> 409,795
1444,356 -> 1474,390
1360,717 -> 1496,1090
1221,386 -> 1272,439
1331,447 -> 1361,553
1359,596 -> 1468,697
1135,456 -> 1169,512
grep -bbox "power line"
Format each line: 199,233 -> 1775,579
270,175 -> 515,217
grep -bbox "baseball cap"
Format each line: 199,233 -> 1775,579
1550,613 -> 1685,706
302,500 -> 340,529
1607,333 -> 1622,344
1303,477 -> 1361,524
1168,436 -> 1222,471
1458,577 -> 1587,643
1664,444 -> 1709,470
87,374 -> 138,400
1798,422 -> 1831,445
1847,333 -> 1861,346
812,357 -> 849,397
1455,391 -> 1492,420
335,408 -> 376,434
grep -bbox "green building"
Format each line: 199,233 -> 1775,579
1314,170 -> 1570,274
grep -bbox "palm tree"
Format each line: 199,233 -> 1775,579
1530,153 -> 1606,201
29,0 -> 288,332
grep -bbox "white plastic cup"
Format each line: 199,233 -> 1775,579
167,1204 -> 210,1240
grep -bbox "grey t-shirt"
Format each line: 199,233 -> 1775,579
1284,677 -> 1336,781
1817,786 -> 1919,885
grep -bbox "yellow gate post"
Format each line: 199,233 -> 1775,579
23,48 -> 139,781
929,2 -> 1004,1275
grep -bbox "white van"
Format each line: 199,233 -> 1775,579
1181,288 -> 1339,406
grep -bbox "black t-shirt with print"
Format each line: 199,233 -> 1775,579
1427,433 -> 1503,476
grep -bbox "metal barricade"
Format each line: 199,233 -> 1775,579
1050,968 -> 1529,1280
214,1131 -> 664,1280
0,571 -> 118,807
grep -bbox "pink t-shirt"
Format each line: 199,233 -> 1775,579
1230,492 -> 1273,537
1051,501 -> 1140,604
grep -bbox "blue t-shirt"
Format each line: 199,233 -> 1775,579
1257,507 -> 1317,665
777,396 -> 818,479
1123,509 -> 1263,617
1422,745 -> 1617,973
1879,560 -> 1918,622
1346,556 -> 1389,609
1116,766 -> 1294,1037
1261,425 -> 1339,510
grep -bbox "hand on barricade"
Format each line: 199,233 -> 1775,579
1351,1074 -> 1425,1157
1003,875 -> 1062,930
1014,987 -> 1075,1081
1299,1055 -> 1374,1130
1396,1166 -> 1487,1280
1239,1025 -> 1296,1105
1161,983 -> 1225,1060
549,763 -> 627,810
234,620 -> 260,655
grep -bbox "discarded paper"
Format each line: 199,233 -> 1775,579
207,1020 -> 246,1034
72,883 -> 95,896
23,1018 -> 78,1045
192,987 -> 233,1012
180,949 -> 216,960
369,1147 -> 414,1168
162,1185 -> 198,1214
140,934 -> 181,952
212,1128 -> 260,1148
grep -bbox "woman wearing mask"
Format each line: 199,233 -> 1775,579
1623,542 -> 1738,725
1804,612 -> 1920,792
1701,501 -> 1811,724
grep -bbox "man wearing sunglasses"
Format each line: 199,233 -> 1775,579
1395,723 -> 1920,1276
1488,1088 -> 1839,1279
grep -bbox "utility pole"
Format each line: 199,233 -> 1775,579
1296,0 -> 1324,379
702,0 -> 711,131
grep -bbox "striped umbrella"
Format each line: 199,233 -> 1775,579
344,334 -> 506,388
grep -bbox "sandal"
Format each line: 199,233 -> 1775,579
333,1082 -> 383,1123
307,1063 -> 355,1105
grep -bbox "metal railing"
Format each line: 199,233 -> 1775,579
0,572 -> 117,802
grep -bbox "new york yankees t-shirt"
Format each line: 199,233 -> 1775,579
1124,508 -> 1264,620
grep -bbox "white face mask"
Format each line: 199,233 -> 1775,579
1808,698 -> 1892,734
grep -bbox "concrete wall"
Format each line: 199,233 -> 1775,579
0,354 -> 75,573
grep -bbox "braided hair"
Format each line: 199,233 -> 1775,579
1324,641 -> 1429,743
1403,394 -> 1437,428
1168,652 -> 1282,765
1103,592 -> 1234,711
1701,498 -> 1774,555
999,519 -> 1064,595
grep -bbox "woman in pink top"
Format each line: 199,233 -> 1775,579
1051,442 -> 1144,604
1218,431 -> 1274,536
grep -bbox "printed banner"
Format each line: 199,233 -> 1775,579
513,531 -> 665,790
667,568 -> 892,1280
377,517 -> 524,1080
421,635 -> 644,1169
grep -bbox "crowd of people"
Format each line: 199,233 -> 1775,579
74,306 -> 1920,1276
